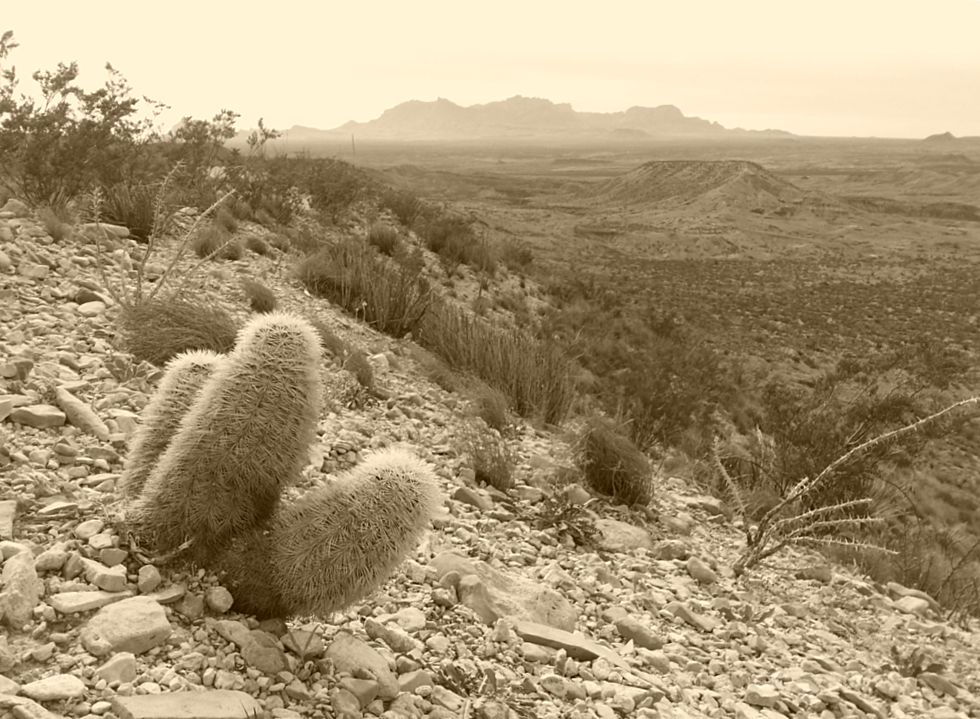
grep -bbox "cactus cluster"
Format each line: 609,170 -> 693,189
120,312 -> 443,618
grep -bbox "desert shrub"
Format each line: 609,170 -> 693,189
417,300 -> 575,425
295,239 -> 434,338
472,295 -> 492,316
38,206 -> 71,242
287,225 -> 329,255
241,278 -> 276,313
0,32 -> 166,204
832,520 -> 980,620
98,182 -> 168,242
221,239 -> 244,261
458,425 -> 515,491
367,223 -> 400,257
381,187 -> 424,227
245,235 -> 270,255
500,237 -> 534,272
254,208 -> 276,227
191,225 -> 232,260
214,205 -> 238,234
749,342 -> 971,516
117,297 -> 239,366
574,414 -> 653,506
230,197 -> 254,221
468,382 -> 510,434
344,348 -> 374,390
392,242 -> 426,275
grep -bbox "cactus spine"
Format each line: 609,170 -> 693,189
118,350 -> 224,501
130,312 -> 323,560
217,447 -> 443,619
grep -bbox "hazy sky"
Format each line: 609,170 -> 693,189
3,0 -> 978,139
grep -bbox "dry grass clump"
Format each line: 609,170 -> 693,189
214,206 -> 239,234
458,425 -> 515,492
295,239 -> 434,338
574,414 -> 653,506
192,225 -> 230,259
117,297 -> 240,366
418,301 -> 574,426
245,235 -> 271,256
468,382 -> 510,434
241,279 -> 277,314
38,206 -> 72,242
367,223 -> 400,256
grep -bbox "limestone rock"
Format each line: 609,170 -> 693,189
111,690 -> 261,719
80,596 -> 171,655
55,386 -> 110,440
324,632 -> 399,701
428,552 -> 577,631
9,404 -> 66,429
20,674 -> 86,701
0,549 -> 41,628
594,518 -> 654,553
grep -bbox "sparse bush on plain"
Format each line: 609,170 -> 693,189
418,300 -> 575,426
295,238 -> 434,338
574,414 -> 653,506
367,223 -> 400,256
381,187 -> 424,227
117,297 -> 239,366
241,278 -> 276,313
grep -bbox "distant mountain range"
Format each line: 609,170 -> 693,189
260,96 -> 794,142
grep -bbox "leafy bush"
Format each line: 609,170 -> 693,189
117,297 -> 239,366
0,32 -> 166,204
459,425 -> 515,491
367,223 -> 400,256
574,414 -> 653,506
241,278 -> 276,313
295,238 -> 434,338
417,301 -> 575,425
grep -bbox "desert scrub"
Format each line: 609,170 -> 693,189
117,297 -> 239,366
192,225 -> 235,260
241,278 -> 276,314
367,223 -> 400,256
245,234 -> 271,255
467,382 -> 510,434
295,238 -> 434,338
458,425 -> 515,491
99,182 -> 165,242
417,300 -> 574,426
574,414 -> 653,506
38,206 -> 72,242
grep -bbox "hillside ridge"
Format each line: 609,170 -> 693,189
0,198 -> 979,718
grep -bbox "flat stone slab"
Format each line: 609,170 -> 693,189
48,589 -> 134,614
112,690 -> 261,719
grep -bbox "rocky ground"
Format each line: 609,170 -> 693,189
0,197 -> 978,719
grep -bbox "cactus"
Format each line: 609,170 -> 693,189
217,447 -> 443,619
118,350 -> 224,501
130,312 -> 323,561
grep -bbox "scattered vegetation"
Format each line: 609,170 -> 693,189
117,297 -> 239,366
245,235 -> 270,256
367,223 -> 400,256
295,238 -> 434,338
573,414 -> 654,506
241,279 -> 276,313
418,301 -> 575,426
458,424 -> 515,491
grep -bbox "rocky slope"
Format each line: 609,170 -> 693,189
0,197 -> 979,719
